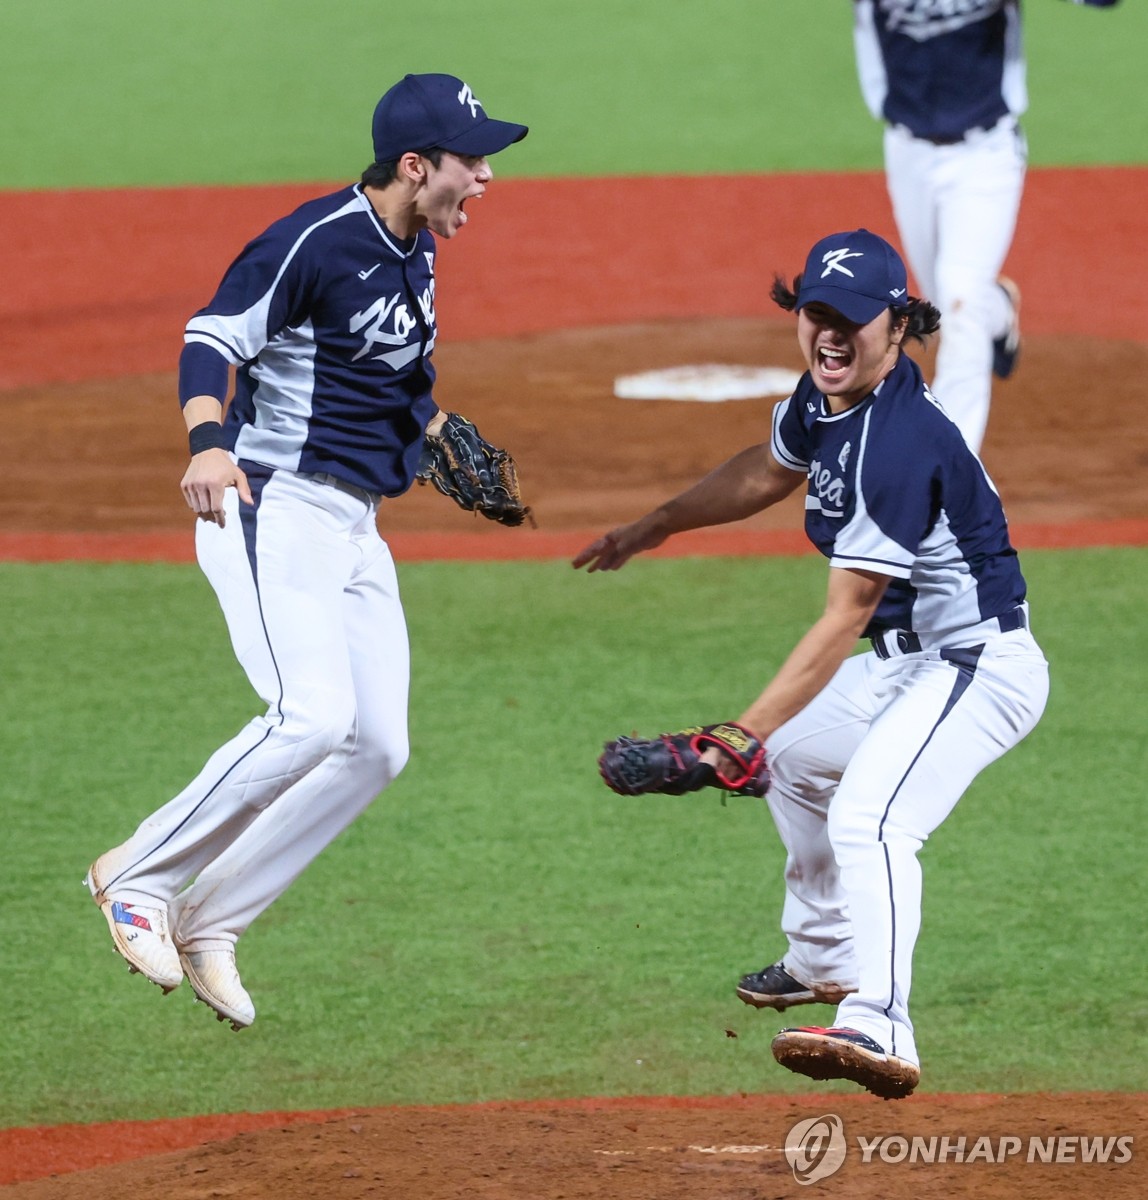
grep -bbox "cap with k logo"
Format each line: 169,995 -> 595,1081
372,73 -> 528,163
795,229 -> 909,324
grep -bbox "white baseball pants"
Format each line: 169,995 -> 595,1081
764,627 -> 1048,1066
883,118 -> 1027,451
98,468 -> 410,951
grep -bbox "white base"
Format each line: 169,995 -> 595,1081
613,364 -> 802,403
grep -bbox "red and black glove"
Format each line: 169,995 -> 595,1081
598,722 -> 770,798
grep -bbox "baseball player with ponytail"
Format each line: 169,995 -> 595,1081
85,74 -> 528,1030
852,0 -> 1121,452
577,229 -> 1050,1098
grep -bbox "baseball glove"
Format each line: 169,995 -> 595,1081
598,722 -> 770,798
415,412 -> 533,528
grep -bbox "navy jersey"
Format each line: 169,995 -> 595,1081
182,184 -> 438,497
770,354 -> 1025,638
853,0 -> 1025,142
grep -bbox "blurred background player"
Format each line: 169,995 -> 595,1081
852,0 -> 1121,452
85,74 -> 527,1030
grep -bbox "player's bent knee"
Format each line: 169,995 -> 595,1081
354,727 -> 410,788
827,804 -> 927,858
277,699 -> 358,761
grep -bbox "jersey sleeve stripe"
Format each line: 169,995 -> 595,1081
187,197 -> 363,367
770,398 -> 808,472
185,329 -> 246,364
829,552 -> 912,578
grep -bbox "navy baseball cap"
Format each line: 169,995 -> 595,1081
795,229 -> 909,325
372,73 -> 528,163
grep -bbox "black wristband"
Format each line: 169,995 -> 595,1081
188,422 -> 226,455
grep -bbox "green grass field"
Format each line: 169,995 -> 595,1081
2,550 -> 1145,1126
0,0 -> 1144,188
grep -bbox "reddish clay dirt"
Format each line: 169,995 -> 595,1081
1,173 -> 1146,1196
2,1093 -> 1146,1198
1,320 -> 1146,557
2,169 -> 1146,556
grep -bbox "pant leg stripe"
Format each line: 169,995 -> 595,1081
237,462 -> 286,724
875,645 -> 985,1051
103,466 -> 288,887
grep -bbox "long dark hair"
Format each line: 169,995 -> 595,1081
770,273 -> 941,344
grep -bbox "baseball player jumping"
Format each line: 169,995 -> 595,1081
576,229 -> 1050,1098
85,74 -> 528,1029
852,0 -> 1121,452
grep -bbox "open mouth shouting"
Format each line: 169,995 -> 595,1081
456,188 -> 484,228
423,152 -> 493,239
797,302 -> 904,411
815,342 -> 853,385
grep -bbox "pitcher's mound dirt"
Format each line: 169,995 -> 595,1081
2,318 -> 1146,536
3,1092 -> 1145,1199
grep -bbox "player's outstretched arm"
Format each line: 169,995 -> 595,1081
179,395 -> 253,528
573,443 -> 803,572
571,510 -> 674,573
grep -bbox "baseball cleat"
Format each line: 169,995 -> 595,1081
991,276 -> 1022,380
736,961 -> 855,1010
178,948 -> 255,1031
771,1025 -> 920,1100
85,860 -> 182,993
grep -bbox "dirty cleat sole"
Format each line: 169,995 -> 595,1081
736,961 -> 854,1010
737,981 -> 816,1009
771,1026 -> 920,1100
736,979 -> 855,1010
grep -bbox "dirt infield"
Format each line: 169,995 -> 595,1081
2,168 -> 1146,551
3,1093 -> 1146,1198
1,171 -> 1146,1195
2,320 -> 1147,552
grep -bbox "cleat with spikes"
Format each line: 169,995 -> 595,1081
736,960 -> 855,1010
179,948 -> 255,1030
86,859 -> 182,993
772,1025 -> 920,1100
